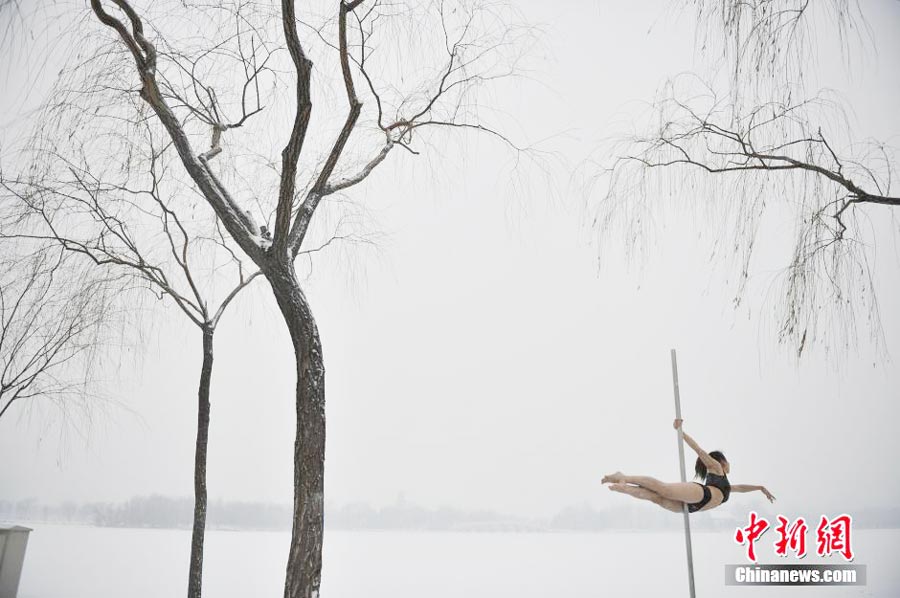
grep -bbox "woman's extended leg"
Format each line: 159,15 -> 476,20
603,472 -> 704,504
608,484 -> 683,513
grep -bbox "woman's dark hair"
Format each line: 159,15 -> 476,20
695,451 -> 727,480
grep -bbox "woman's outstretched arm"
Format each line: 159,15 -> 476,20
732,484 -> 777,503
673,419 -> 724,475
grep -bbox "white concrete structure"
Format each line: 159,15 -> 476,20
0,525 -> 31,598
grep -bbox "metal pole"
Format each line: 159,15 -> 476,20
671,348 -> 696,598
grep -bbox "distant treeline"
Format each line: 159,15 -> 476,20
3,497 -> 899,533
2,496 -> 287,531
0,496 -> 530,532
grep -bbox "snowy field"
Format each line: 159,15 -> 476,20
17,525 -> 899,597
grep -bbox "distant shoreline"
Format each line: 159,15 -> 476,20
5,517 -> 900,535
5,496 -> 900,535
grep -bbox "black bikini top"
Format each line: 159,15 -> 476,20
706,472 -> 731,503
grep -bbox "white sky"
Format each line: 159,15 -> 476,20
1,1 -> 899,520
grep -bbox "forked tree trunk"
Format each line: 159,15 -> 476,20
188,325 -> 215,598
266,262 -> 326,598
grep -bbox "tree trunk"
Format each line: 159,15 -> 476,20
266,262 -> 326,598
188,325 -> 215,598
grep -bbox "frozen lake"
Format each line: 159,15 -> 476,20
17,525 -> 900,597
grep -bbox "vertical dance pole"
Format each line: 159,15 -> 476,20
671,349 -> 696,598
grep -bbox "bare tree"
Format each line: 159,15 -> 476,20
0,245 -> 118,422
0,1 -> 533,596
688,0 -> 869,109
2,108 -> 368,594
1,113 -> 268,595
595,2 -> 893,356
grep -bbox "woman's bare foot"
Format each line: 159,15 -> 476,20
601,471 -> 625,484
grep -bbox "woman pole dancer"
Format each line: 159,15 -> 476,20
601,419 -> 776,513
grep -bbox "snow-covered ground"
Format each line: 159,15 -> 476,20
17,524 -> 898,597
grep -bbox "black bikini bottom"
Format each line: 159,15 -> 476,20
687,482 -> 711,513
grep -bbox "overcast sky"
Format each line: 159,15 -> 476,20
1,1 -> 899,521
